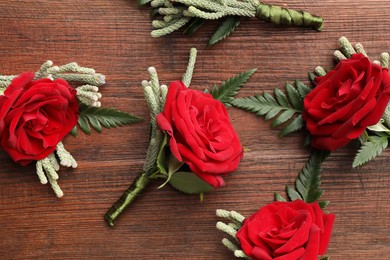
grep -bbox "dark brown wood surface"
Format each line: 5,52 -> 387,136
0,0 -> 389,259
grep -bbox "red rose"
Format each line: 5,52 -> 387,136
0,72 -> 79,165
236,200 -> 335,260
156,81 -> 243,188
303,53 -> 390,151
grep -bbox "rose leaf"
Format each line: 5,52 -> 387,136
168,171 -> 214,194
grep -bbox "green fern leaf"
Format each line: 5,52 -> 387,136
212,69 -> 256,107
295,80 -> 311,98
231,81 -> 310,136
70,126 -> 77,137
280,115 -> 305,136
138,0 -> 152,5
78,114 -> 91,134
274,88 -> 289,107
272,110 -> 295,127
286,185 -> 303,201
286,83 -> 303,110
353,135 -> 388,167
288,150 -> 329,203
208,16 -> 240,46
308,71 -> 316,84
78,105 -> 143,135
318,200 -> 329,209
183,18 -> 205,35
274,192 -> 287,202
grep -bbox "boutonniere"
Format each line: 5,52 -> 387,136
0,61 -> 141,197
232,36 -> 390,168
217,151 -> 335,259
138,0 -> 323,45
104,48 -> 256,226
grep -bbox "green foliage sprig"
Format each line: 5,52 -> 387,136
353,127 -> 389,168
231,80 -> 310,136
211,68 -> 257,107
75,105 -> 143,135
138,0 -> 323,45
275,150 -> 330,208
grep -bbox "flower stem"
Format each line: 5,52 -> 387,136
104,171 -> 152,226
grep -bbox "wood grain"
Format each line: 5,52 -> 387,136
0,0 -> 389,259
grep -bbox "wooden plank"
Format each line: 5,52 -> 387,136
0,0 -> 389,258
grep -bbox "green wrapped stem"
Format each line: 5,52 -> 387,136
104,172 -> 152,226
256,2 -> 323,31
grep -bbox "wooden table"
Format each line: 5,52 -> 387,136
0,1 -> 389,259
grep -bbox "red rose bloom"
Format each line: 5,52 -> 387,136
0,72 -> 79,165
156,81 -> 243,188
303,53 -> 390,151
236,200 -> 335,260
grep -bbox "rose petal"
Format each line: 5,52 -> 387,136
319,213 -> 335,255
299,225 -> 320,260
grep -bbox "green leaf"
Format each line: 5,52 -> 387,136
231,81 -> 310,136
150,8 -> 160,17
274,192 -> 287,202
158,152 -> 185,189
280,115 -> 305,136
169,171 -> 214,194
208,16 -> 240,46
308,71 -> 316,84
272,110 -> 295,127
78,105 -> 143,135
156,133 -> 168,175
318,200 -> 329,209
183,18 -> 205,35
137,0 -> 152,5
212,69 -> 257,107
353,135 -> 388,167
303,134 -> 312,147
288,150 -> 329,203
286,83 -> 303,110
295,80 -> 311,99
78,114 -> 91,135
70,126 -> 77,137
286,185 -> 303,201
